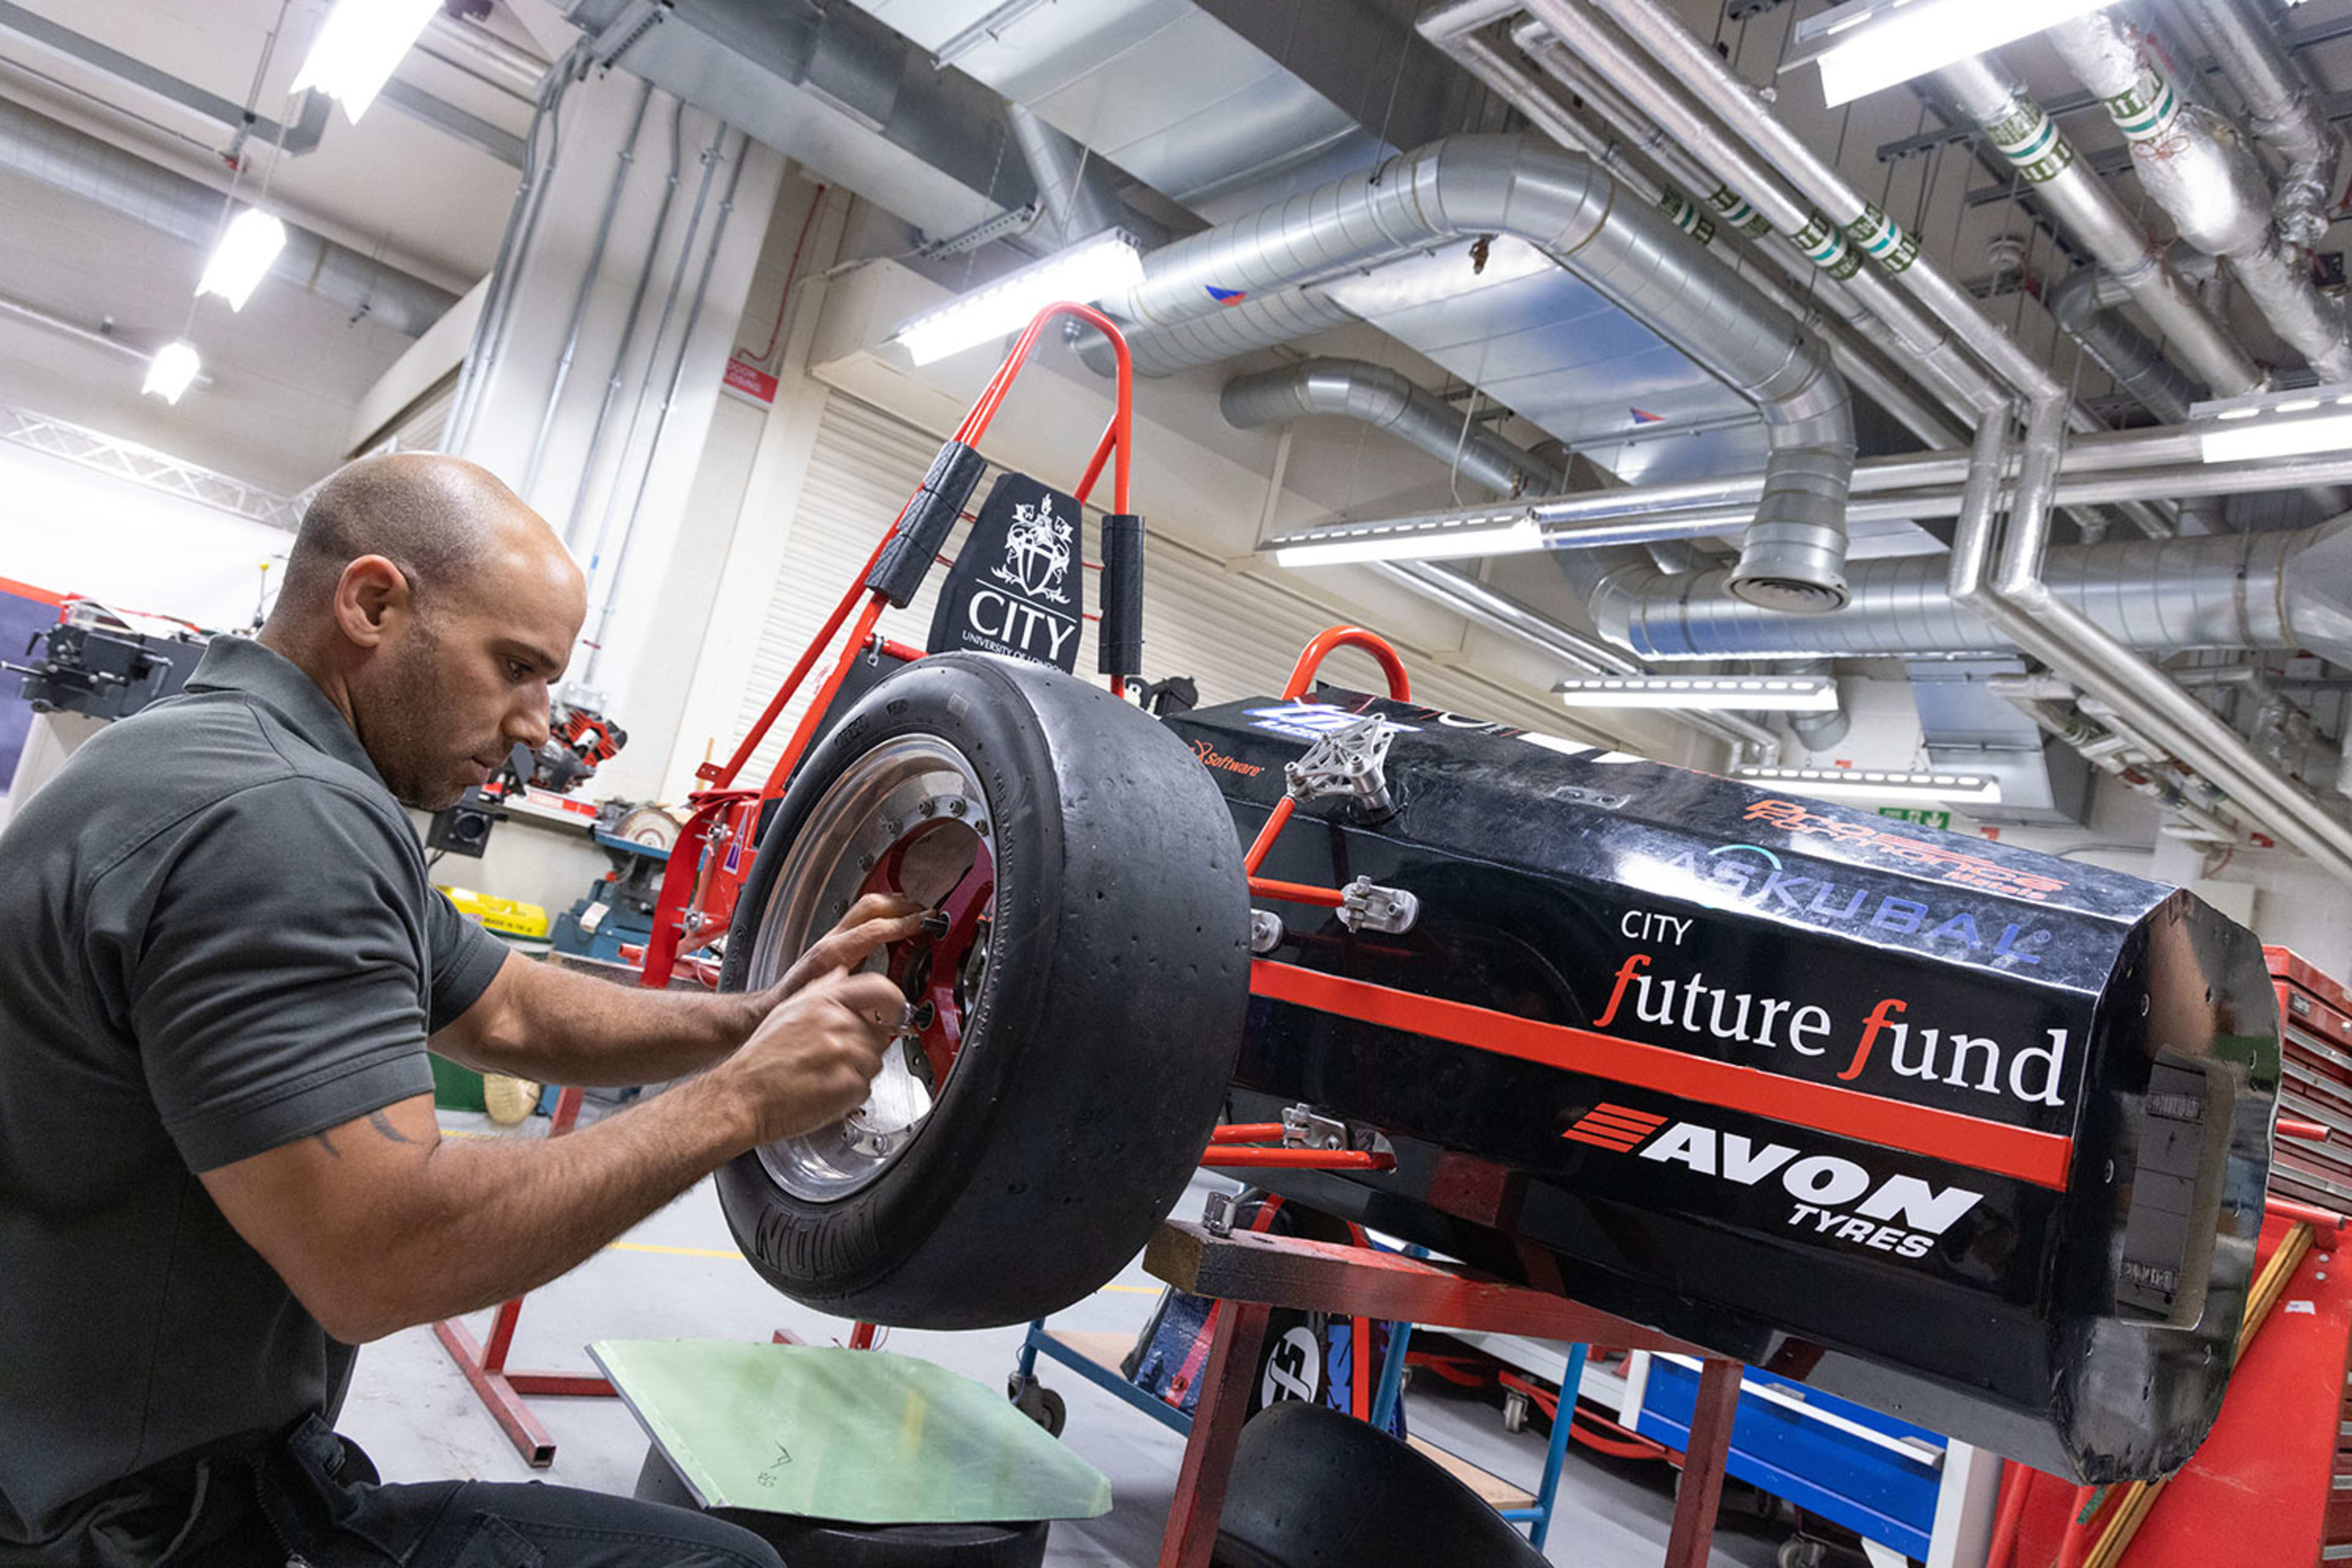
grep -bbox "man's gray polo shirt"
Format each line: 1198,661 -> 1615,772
0,635 -> 507,1562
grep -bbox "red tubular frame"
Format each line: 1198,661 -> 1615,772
1280,625 -> 1414,703
1198,1147 -> 1395,1171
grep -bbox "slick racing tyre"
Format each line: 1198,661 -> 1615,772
1213,1403 -> 1548,1568
714,653 -> 1250,1328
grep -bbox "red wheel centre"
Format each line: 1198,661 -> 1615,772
859,820 -> 993,1087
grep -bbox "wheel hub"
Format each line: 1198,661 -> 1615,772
747,737 -> 996,1200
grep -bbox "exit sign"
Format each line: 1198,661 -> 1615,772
1879,807 -> 1951,829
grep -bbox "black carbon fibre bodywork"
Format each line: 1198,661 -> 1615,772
1165,688 -> 2278,1483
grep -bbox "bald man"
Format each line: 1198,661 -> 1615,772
0,454 -> 919,1567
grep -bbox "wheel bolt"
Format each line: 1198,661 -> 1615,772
918,799 -> 937,817
920,910 -> 952,940
949,798 -> 967,817
907,1000 -> 938,1030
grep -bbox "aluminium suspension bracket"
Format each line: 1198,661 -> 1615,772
1284,714 -> 1398,816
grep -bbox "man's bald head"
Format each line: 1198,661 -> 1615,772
262,453 -> 588,809
276,453 -> 566,620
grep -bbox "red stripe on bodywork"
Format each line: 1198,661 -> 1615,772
1563,1129 -> 1645,1151
1249,961 -> 2073,1190
1578,1109 -> 1665,1134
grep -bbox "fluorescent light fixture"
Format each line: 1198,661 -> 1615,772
893,230 -> 1145,366
142,341 -> 201,404
195,208 -> 287,311
2195,381 -> 2352,464
1735,766 -> 2002,807
291,0 -> 440,122
1790,0 -> 2127,106
1556,675 -> 1839,712
1272,514 -> 1544,568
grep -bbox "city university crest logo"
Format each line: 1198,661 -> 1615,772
992,497 -> 1074,602
929,471 -> 1087,673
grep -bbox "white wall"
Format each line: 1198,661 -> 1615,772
0,437 -> 291,629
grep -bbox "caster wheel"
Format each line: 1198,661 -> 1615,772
1009,1377 -> 1066,1438
1502,1389 -> 1529,1434
1777,1539 -> 1828,1568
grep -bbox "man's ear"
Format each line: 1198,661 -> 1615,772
333,555 -> 412,650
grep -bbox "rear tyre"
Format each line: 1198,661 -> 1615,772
1213,1402 -> 1548,1568
715,653 -> 1250,1329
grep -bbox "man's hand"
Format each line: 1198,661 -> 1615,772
710,966 -> 911,1148
768,892 -> 927,1000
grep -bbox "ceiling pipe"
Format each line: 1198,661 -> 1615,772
1589,512 -> 2352,662
1578,0 -> 2352,889
1332,29 -> 1965,453
1103,132 -> 1857,613
1221,358 -> 1560,497
1377,560 -> 1784,765
2047,13 -> 2352,383
1447,19 -> 1964,449
2171,0 -> 2350,249
2045,266 -> 2201,424
1495,8 -> 1996,423
448,44 -> 590,456
1932,54 -> 2260,399
1224,350 -> 1784,761
0,95 -> 456,337
1492,1 -> 2165,538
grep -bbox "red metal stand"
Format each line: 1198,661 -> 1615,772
1139,1219 -> 1737,1568
431,1084 -> 617,1467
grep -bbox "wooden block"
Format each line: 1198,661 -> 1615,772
1407,1436 -> 1537,1510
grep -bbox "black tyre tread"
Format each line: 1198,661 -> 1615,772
715,653 -> 1250,1329
1213,1402 -> 1548,1568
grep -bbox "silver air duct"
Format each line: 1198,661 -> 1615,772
1934,55 -> 2261,398
2045,266 -> 2201,424
2046,15 -> 2352,383
2174,0 -> 2350,249
0,96 -> 457,337
1111,133 -> 1856,612
1003,102 -> 1161,250
1590,513 -> 2352,664
1219,358 -> 1559,498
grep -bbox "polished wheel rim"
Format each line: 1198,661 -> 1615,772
750,736 -> 995,1201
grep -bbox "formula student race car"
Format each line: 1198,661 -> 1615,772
642,307 -> 2280,1487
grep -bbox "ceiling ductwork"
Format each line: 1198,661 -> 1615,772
1589,513 -> 2352,665
0,95 -> 457,336
1110,134 -> 1856,613
1219,357 -> 1559,498
1933,53 -> 2258,399
2045,266 -> 2201,426
562,0 -> 1037,243
1004,100 -> 1145,249
2046,13 -> 2352,385
2173,0 -> 2350,251
1221,353 -> 1793,761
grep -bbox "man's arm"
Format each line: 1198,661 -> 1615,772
434,894 -> 925,1086
199,965 -> 912,1344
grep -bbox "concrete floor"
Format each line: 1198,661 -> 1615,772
339,1112 -> 1790,1567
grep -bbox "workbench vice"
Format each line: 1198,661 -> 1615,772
1142,1219 -> 1743,1567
